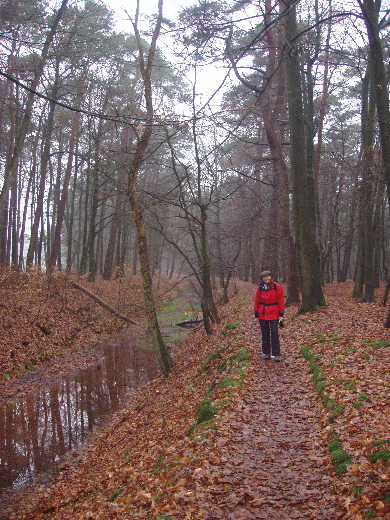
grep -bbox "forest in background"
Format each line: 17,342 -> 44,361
0,0 -> 390,336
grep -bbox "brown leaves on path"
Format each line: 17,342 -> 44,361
288,282 -> 390,520
167,317 -> 344,520
2,281 -> 390,520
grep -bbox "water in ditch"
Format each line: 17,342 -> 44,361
0,333 -> 160,491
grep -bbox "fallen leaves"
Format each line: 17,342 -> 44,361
294,283 -> 390,519
0,271 -> 151,386
0,280 -> 389,519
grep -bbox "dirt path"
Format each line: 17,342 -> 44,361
177,318 -> 344,520
3,283 -> 389,519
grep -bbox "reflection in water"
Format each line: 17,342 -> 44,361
0,335 -> 160,490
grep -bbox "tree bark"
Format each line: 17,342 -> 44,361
48,86 -> 84,271
359,0 -> 390,201
226,0 -> 299,303
362,64 -> 376,302
127,0 -> 172,374
27,65 -> 60,269
284,0 -> 326,313
358,0 -> 390,326
340,183 -> 358,282
88,92 -> 109,282
0,0 -> 69,260
103,125 -> 129,280
192,108 -> 220,327
66,133 -> 80,272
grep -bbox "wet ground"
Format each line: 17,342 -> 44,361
2,285 -> 389,519
0,331 -> 160,492
0,290 -> 200,506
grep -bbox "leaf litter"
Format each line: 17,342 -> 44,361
0,279 -> 389,519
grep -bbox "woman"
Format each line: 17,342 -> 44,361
253,270 -> 285,361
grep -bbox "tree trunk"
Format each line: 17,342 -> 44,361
10,155 -> 19,269
340,184 -> 358,282
192,103 -> 220,327
19,159 -> 34,269
200,203 -> 219,325
71,281 -> 139,325
353,61 -> 376,300
284,0 -> 326,313
313,0 -> 332,279
48,86 -> 83,271
88,94 -> 108,282
1,38 -> 17,267
262,115 -> 300,303
362,65 -> 376,302
103,206 -> 121,279
27,67 -> 60,269
302,0 -> 322,263
103,127 -> 129,280
78,152 -> 91,274
227,0 -> 299,303
47,133 -> 64,262
0,0 -> 68,260
222,241 -> 242,304
127,0 -> 172,375
66,136 -> 80,272
358,0 -> 390,326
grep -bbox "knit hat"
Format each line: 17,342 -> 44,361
261,270 -> 271,277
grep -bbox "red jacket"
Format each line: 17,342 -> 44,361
254,280 -> 285,321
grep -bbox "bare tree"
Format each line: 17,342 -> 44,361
127,0 -> 172,374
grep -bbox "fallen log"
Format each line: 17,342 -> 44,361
71,280 -> 140,326
175,318 -> 203,328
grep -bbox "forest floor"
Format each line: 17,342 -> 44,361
0,269 -> 165,388
0,274 -> 390,520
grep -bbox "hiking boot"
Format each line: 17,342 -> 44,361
262,354 -> 271,360
273,356 -> 281,362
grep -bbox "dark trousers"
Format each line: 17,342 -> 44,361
259,319 -> 280,357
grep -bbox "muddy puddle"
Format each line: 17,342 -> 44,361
0,334 -> 160,491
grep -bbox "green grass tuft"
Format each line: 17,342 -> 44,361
329,437 -> 342,452
199,349 -> 222,374
185,382 -> 195,392
331,449 -> 352,466
190,345 -> 249,437
108,488 -> 123,502
328,404 -> 346,423
353,392 -> 370,409
234,348 -> 251,362
316,380 -> 331,393
351,485 -> 363,497
196,398 -> 216,424
146,516 -> 173,520
151,455 -> 166,474
220,377 -> 240,388
375,439 -> 390,447
383,492 -> 390,504
223,322 -> 244,335
371,449 -> 390,464
328,433 -> 352,476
